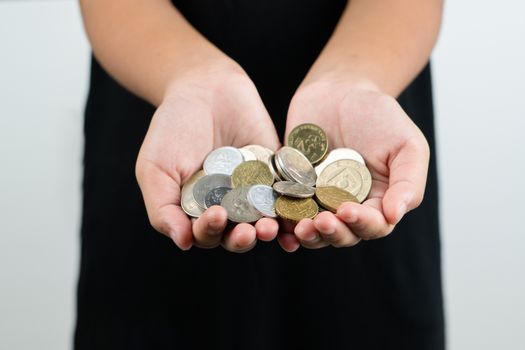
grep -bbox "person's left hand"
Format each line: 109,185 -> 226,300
277,80 -> 430,252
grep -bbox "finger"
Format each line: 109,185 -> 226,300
255,218 -> 279,242
383,136 -> 430,225
221,223 -> 257,253
294,219 -> 328,249
313,211 -> 360,247
277,233 -> 301,253
192,206 -> 228,248
337,199 -> 395,240
231,86 -> 281,151
136,161 -> 193,250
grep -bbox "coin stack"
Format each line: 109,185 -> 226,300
181,123 -> 372,223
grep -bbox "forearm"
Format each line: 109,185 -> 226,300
79,0 -> 238,106
303,0 -> 443,96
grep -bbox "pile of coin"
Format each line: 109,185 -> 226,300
181,123 -> 372,223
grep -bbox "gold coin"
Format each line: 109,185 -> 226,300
181,170 -> 206,217
275,196 -> 319,223
231,160 -> 274,188
315,186 -> 358,213
316,159 -> 372,203
286,123 -> 328,165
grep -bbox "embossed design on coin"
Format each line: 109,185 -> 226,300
287,123 -> 328,164
242,145 -> 273,165
315,186 -> 358,213
275,196 -> 318,222
192,174 -> 232,209
203,146 -> 243,175
231,160 -> 274,187
316,159 -> 372,203
275,146 -> 317,186
247,185 -> 278,218
272,181 -> 315,198
204,186 -> 232,208
221,186 -> 263,223
315,148 -> 366,176
181,170 -> 206,217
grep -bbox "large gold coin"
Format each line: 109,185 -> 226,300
286,123 -> 328,165
316,159 -> 372,203
275,196 -> 318,223
315,186 -> 358,213
231,160 -> 274,188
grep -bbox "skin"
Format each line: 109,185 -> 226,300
79,0 -> 443,252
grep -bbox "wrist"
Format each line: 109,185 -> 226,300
299,71 -> 382,96
163,55 -> 246,102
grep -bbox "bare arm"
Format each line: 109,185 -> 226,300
79,0 -> 238,106
80,0 -> 281,252
282,0 -> 443,251
303,0 -> 443,96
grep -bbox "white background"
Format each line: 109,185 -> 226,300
0,1 -> 524,349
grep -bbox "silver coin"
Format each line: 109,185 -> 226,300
242,145 -> 274,165
204,186 -> 232,208
221,186 -> 263,223
274,146 -> 317,187
181,170 -> 206,217
272,181 -> 315,198
268,154 -> 283,181
314,148 -> 366,176
192,174 -> 232,209
203,146 -> 244,175
239,148 -> 257,161
247,185 -> 278,218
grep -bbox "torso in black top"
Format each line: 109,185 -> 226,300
75,1 -> 444,349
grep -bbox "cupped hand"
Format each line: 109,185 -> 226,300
279,81 -> 430,251
136,67 -> 280,252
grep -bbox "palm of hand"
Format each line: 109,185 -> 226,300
136,73 -> 280,252
282,82 -> 430,250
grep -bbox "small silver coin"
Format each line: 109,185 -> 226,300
275,146 -> 317,187
314,148 -> 366,176
221,186 -> 263,223
181,170 -> 206,218
239,148 -> 257,161
248,185 -> 278,218
272,181 -> 315,198
204,186 -> 232,208
193,174 -> 232,209
203,146 -> 244,175
242,145 -> 274,165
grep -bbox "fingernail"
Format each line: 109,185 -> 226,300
305,233 -> 320,242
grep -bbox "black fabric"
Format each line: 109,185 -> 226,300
75,1 -> 444,349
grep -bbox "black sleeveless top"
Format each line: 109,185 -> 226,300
75,1 -> 444,349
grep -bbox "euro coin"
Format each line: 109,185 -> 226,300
275,196 -> 318,222
181,170 -> 206,217
247,184 -> 278,218
193,174 -> 232,209
287,123 -> 328,164
231,160 -> 274,187
274,146 -> 317,187
273,181 -> 315,198
314,186 -> 358,213
316,159 -> 372,203
221,186 -> 263,223
203,146 -> 244,175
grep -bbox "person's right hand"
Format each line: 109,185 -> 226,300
136,65 -> 281,252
